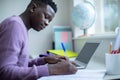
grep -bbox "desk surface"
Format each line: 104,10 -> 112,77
37,58 -> 120,80
87,59 -> 120,80
104,74 -> 120,80
38,69 -> 106,80
70,58 -> 120,80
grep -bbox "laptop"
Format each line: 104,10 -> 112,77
74,42 -> 100,69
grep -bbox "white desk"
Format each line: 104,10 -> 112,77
38,69 -> 106,80
86,58 -> 120,80
88,61 -> 120,80
37,56 -> 120,80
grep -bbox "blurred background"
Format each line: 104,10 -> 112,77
0,0 -> 120,58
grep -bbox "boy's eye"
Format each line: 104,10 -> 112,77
45,14 -> 52,22
45,14 -> 49,19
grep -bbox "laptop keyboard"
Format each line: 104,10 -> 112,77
74,62 -> 85,69
75,64 -> 80,67
75,63 -> 81,67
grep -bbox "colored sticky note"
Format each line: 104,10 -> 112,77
53,26 -> 73,51
61,32 -> 68,43
47,50 -> 78,58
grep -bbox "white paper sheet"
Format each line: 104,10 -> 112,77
38,69 -> 105,80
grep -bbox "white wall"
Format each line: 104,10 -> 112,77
0,0 -> 73,58
0,0 -> 30,22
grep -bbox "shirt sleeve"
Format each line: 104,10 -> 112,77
0,20 -> 49,80
1,64 -> 49,80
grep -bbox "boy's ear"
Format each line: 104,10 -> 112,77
30,3 -> 37,13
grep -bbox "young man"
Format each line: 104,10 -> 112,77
0,0 -> 77,80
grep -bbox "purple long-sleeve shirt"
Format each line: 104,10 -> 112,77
0,15 -> 49,80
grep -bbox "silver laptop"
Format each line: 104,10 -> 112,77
74,42 -> 100,69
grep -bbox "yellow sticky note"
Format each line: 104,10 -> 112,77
47,50 -> 78,58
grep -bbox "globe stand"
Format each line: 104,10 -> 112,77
83,29 -> 87,36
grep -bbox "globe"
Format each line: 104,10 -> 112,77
71,1 -> 96,36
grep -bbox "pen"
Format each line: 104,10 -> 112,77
39,53 -> 50,57
110,46 -> 120,54
109,42 -> 112,54
118,47 -> 120,53
61,42 -> 68,57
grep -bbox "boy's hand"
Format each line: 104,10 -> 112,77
44,55 -> 67,64
48,59 -> 78,75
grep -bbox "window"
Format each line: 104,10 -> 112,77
73,0 -> 120,37
104,0 -> 120,32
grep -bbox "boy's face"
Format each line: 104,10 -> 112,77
29,3 -> 55,31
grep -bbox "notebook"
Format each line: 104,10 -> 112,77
38,69 -> 105,80
74,42 -> 100,69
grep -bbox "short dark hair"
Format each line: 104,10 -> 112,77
32,0 -> 57,13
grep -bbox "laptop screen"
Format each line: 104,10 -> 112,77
76,42 -> 100,64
